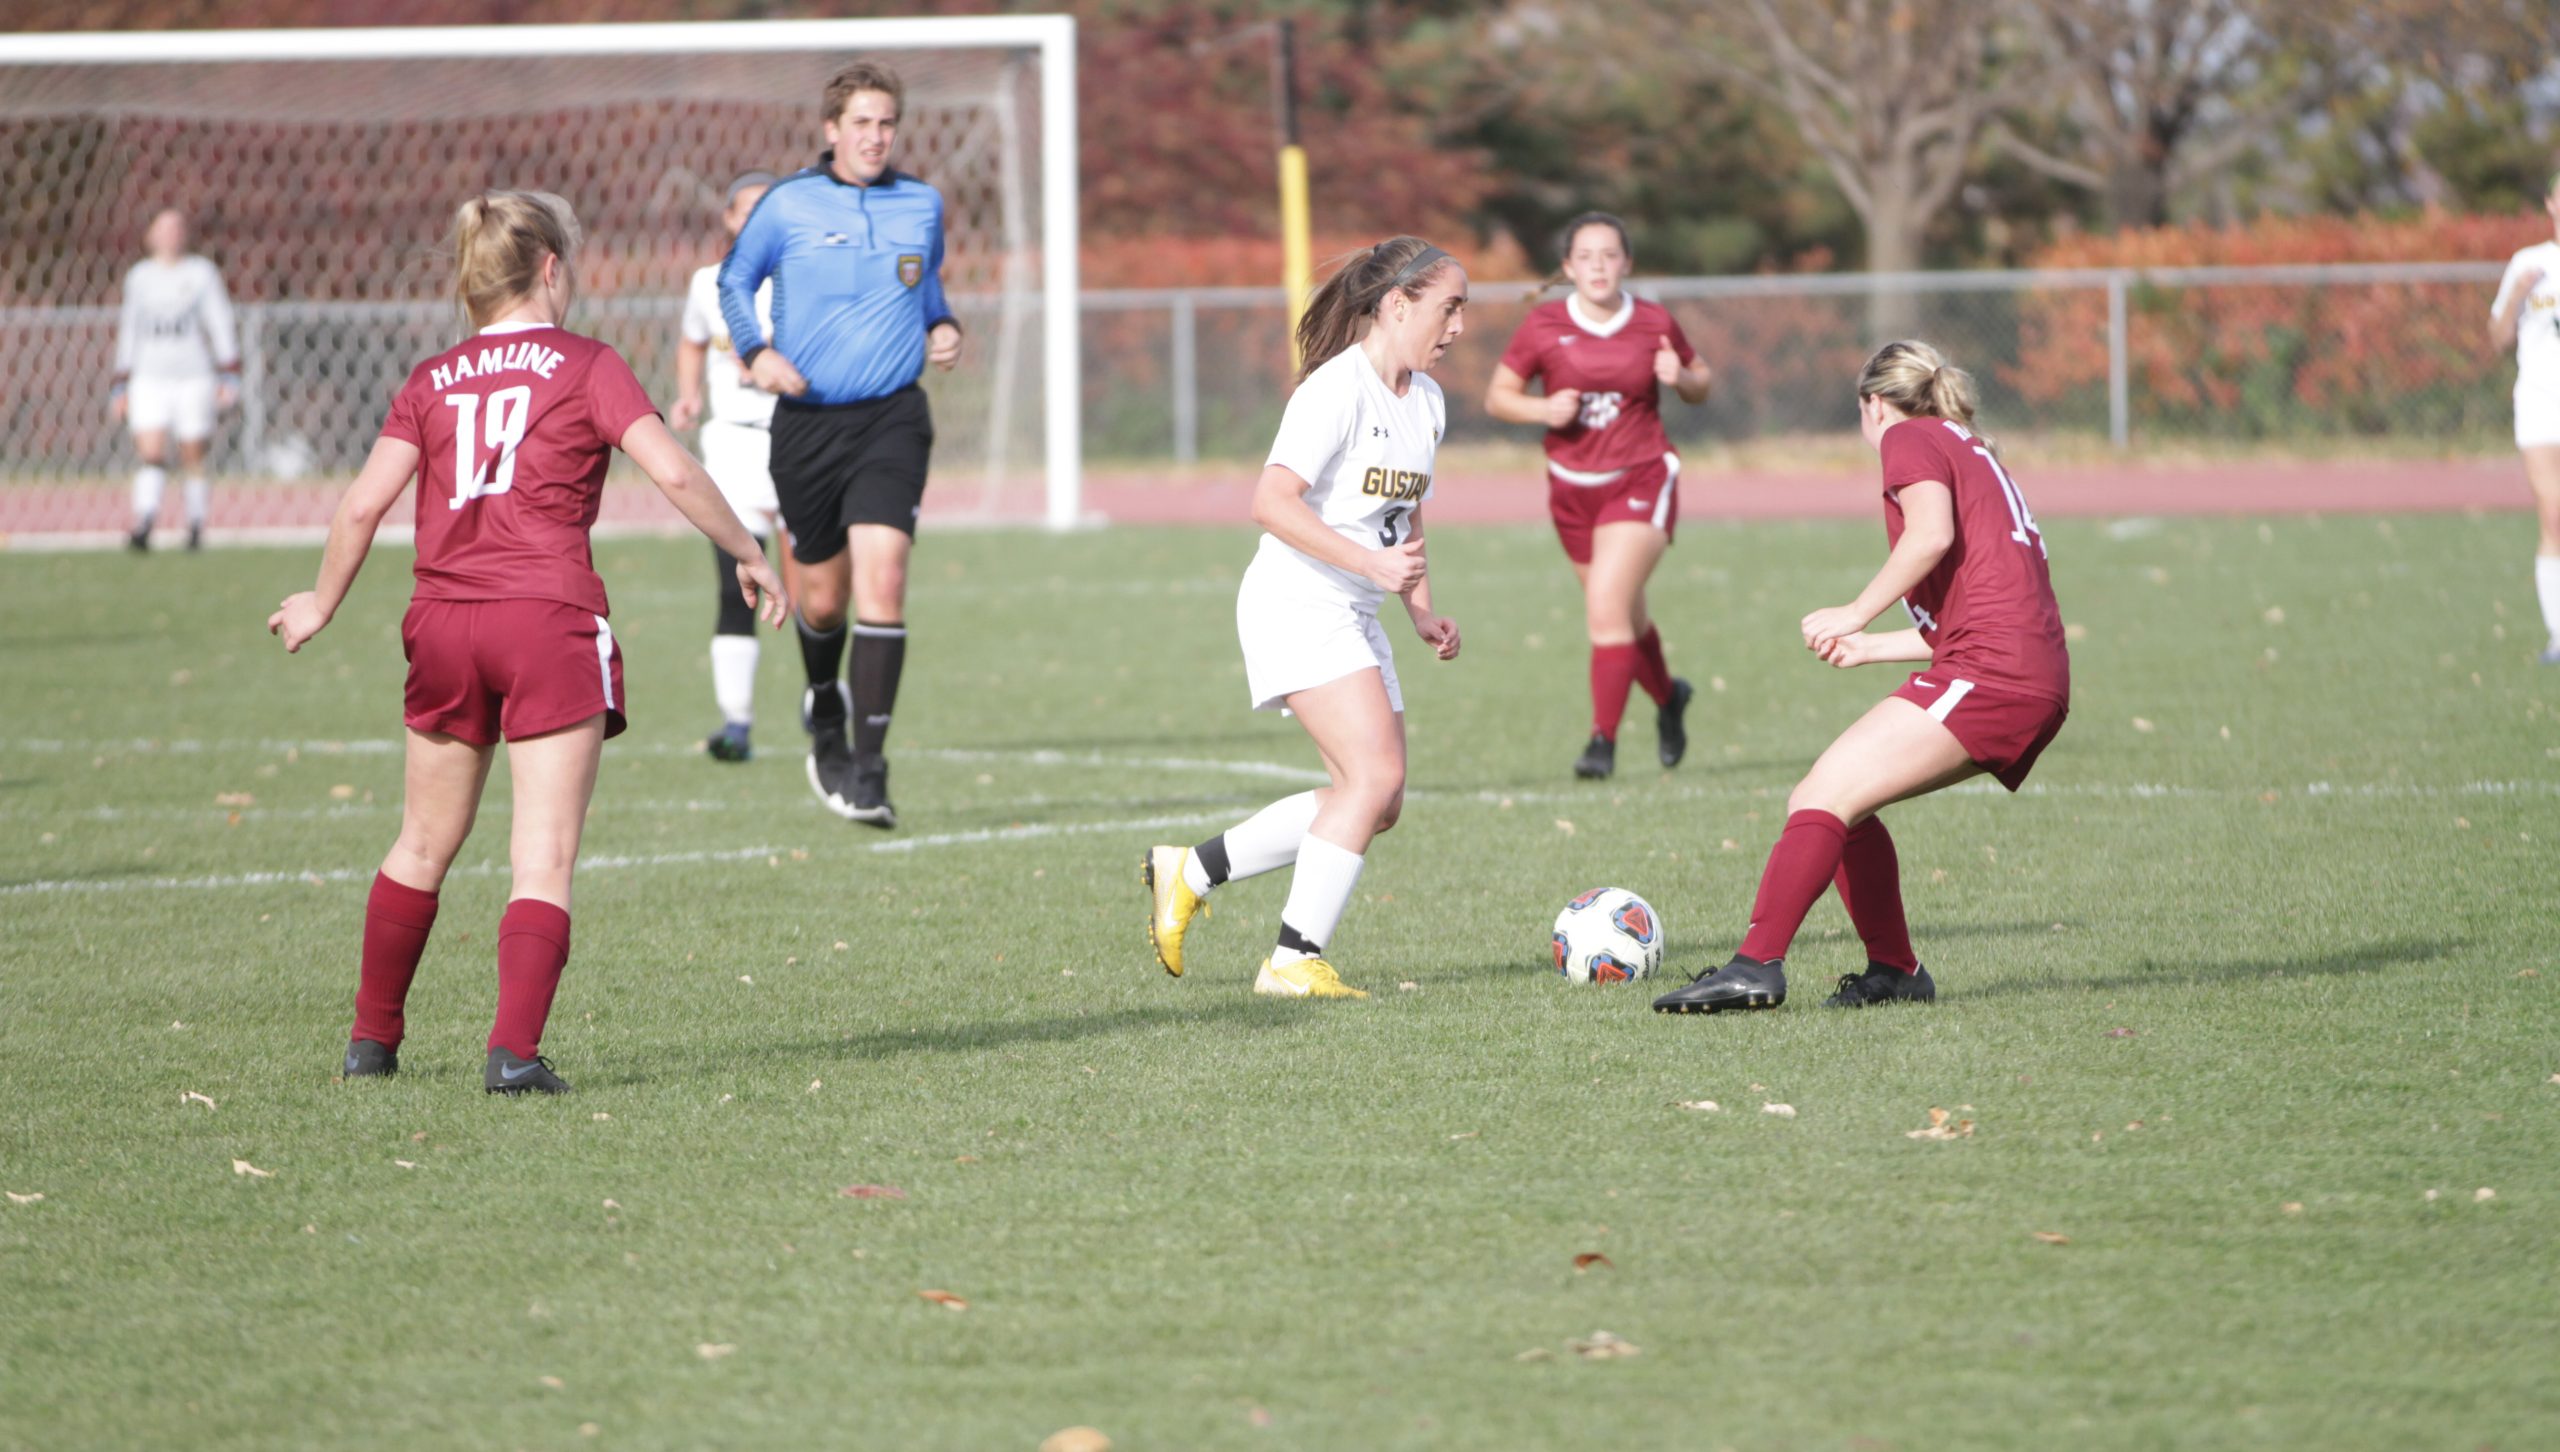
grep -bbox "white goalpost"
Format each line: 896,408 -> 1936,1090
0,17 -> 1084,529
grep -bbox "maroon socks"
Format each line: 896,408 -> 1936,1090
1632,625 -> 1675,707
352,873 -> 440,1048
1737,810 -> 1851,963
1589,642 -> 1640,741
488,898 -> 572,1060
1833,815 -> 1919,972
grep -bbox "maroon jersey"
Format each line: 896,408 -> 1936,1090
1497,295 -> 1697,475
379,322 -> 659,617
1879,417 -> 2070,704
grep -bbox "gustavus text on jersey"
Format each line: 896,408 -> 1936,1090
1359,466 -> 1429,502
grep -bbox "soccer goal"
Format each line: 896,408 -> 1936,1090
0,17 -> 1083,529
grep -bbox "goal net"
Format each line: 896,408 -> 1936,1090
0,18 -> 1080,530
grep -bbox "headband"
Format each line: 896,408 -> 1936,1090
1388,244 -> 1451,288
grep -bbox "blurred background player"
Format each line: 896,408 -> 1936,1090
1143,238 -> 1465,1000
721,61 -> 964,827
1654,342 -> 2068,1015
268,190 -> 785,1094
2488,168 -> 2560,665
113,208 -> 238,551
1485,212 -> 1712,779
672,170 -> 782,760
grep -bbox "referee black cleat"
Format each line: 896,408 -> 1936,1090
342,1039 -> 398,1079
127,523 -> 152,553
804,685 -> 862,818
186,522 -> 204,552
1824,961 -> 1937,1008
1651,954 -> 1787,1013
1574,733 -> 1616,780
846,753 -> 897,829
485,1048 -> 572,1095
1657,677 -> 1695,768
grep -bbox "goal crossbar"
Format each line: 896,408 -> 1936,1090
8,17 -> 1083,529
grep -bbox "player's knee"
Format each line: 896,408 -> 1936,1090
1375,789 -> 1406,834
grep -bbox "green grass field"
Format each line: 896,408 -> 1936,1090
2,510 -> 2553,1451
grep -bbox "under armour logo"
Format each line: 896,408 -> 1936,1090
1370,425 -> 1389,438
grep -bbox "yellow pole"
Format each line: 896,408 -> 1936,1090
1280,141 -> 1312,373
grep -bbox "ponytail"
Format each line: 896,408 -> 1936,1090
1295,235 -> 1453,383
1857,338 -> 1995,456
449,190 -> 581,329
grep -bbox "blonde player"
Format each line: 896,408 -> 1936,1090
114,209 -> 238,551
1141,238 -> 1466,999
2489,168 -> 2560,665
671,171 -> 782,759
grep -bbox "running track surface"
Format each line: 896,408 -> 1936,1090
1,458 -> 2528,547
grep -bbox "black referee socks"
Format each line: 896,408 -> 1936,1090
850,620 -> 907,760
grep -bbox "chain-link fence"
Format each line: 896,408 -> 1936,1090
1084,261 -> 2519,462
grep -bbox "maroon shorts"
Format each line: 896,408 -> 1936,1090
1892,672 -> 2066,791
1548,451 -> 1680,564
402,598 -> 627,745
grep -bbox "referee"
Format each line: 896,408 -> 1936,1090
720,59 -> 963,828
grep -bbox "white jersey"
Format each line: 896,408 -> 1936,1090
114,256 -> 237,383
682,263 -> 776,428
2492,241 -> 2560,394
1251,344 -> 1445,611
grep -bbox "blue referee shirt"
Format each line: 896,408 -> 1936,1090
719,154 -> 955,407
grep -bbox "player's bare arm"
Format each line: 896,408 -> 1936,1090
1815,628 -> 1932,670
1484,362 -> 1578,428
1400,509 -> 1460,660
2491,266 -> 2542,350
1657,336 -> 1712,404
669,335 -> 708,430
1249,462 -> 1427,596
1801,478 -> 1954,651
620,414 -> 790,629
267,435 -> 421,652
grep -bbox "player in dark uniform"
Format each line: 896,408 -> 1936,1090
1486,213 -> 1713,779
1654,341 -> 2070,1014
720,60 -> 963,828
269,190 -> 786,1093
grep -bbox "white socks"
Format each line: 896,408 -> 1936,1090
130,465 -> 166,528
710,635 -> 759,725
1272,834 -> 1365,968
182,476 -> 208,529
2537,555 -> 2560,649
1183,790 -> 1321,895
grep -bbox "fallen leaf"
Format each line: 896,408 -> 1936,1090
2518,969 -> 2540,979
916,1289 -> 969,1312
329,784 -> 356,800
231,1159 -> 273,1178
180,1091 -> 216,1109
5,1192 -> 42,1205
215,791 -> 255,807
538,1376 -> 565,1390
695,1343 -> 735,1361
1038,1429 -> 1110,1452
1553,819 -> 1577,836
579,1424 -> 600,1437
2474,1187 -> 2496,1203
1762,1103 -> 1796,1119
591,1112 -> 611,1121
738,975 -> 753,984
1719,838 -> 1740,851
955,1155 -> 979,1164
1397,980 -> 1421,992
2281,1202 -> 2303,1215
1567,1330 -> 1641,1360
1513,1347 -> 1554,1362
2105,1027 -> 2138,1038
1572,1252 -> 1614,1272
602,1199 -> 621,1210
1248,1405 -> 1274,1427
1448,1131 -> 1478,1140
2031,1231 -> 2070,1245
392,1159 -> 418,1170
832,940 -> 849,951
1676,1100 -> 1721,1112
1905,1107 -> 1976,1141
2262,606 -> 2285,625
2425,1189 -> 2441,1202
807,1079 -> 823,1093
840,1184 -> 907,1200
2131,717 -> 2155,733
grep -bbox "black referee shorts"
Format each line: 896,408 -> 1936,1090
770,383 -> 935,564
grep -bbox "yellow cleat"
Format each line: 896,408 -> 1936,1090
1253,957 -> 1368,999
1142,845 -> 1210,977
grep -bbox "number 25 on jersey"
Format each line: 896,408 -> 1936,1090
446,385 -> 531,510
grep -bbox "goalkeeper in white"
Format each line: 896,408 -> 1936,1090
113,208 -> 239,551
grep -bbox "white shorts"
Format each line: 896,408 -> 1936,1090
700,419 -> 778,519
2517,387 -> 2560,450
1236,560 -> 1403,714
127,375 -> 216,442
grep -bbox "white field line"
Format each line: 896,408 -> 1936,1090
868,809 -> 1237,854
1,844 -> 788,897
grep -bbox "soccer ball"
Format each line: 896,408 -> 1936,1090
1550,887 -> 1665,984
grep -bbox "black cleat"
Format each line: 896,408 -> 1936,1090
484,1047 -> 572,1095
1573,733 -> 1616,780
846,753 -> 897,829
342,1039 -> 398,1078
705,722 -> 752,762
186,522 -> 204,552
1824,961 -> 1937,1008
804,685 -> 860,818
1651,954 -> 1787,1013
1657,677 -> 1694,768
127,524 -> 152,553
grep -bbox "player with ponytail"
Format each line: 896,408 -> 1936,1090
1486,212 -> 1713,779
1141,237 -> 1467,999
270,190 -> 788,1093
2487,167 -> 2560,664
1654,340 -> 2070,1015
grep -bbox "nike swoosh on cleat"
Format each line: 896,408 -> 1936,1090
499,1062 -> 542,1081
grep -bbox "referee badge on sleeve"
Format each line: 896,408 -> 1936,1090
898,255 -> 923,288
